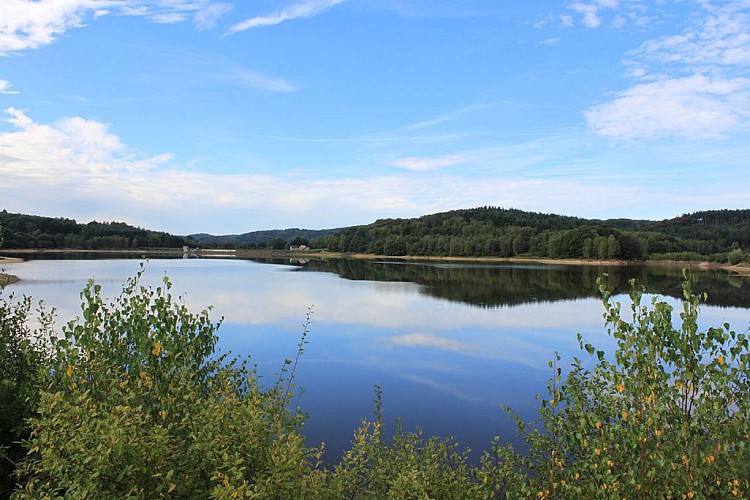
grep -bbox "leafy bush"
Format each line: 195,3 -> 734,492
484,273 -> 750,498
648,251 -> 705,262
0,294 -> 48,497
328,386 -> 476,498
728,248 -> 745,265
14,268 -> 326,498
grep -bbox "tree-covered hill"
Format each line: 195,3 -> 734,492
312,207 -> 750,263
190,227 -> 340,249
3,207 -> 749,263
0,211 -> 190,250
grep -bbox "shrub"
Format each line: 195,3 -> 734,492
647,251 -> 705,262
0,294 -> 48,497
329,386 -> 476,499
484,272 -> 750,498
14,268 -> 326,498
728,248 -> 745,265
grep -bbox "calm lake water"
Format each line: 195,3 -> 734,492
2,257 -> 749,461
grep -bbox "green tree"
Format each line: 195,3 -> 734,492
607,234 -> 620,259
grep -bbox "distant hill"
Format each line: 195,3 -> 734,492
189,228 -> 341,248
312,207 -> 750,263
3,207 -> 749,264
0,210 -> 190,250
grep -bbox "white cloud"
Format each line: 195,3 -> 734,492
386,153 -> 470,172
632,2 -> 750,69
583,1 -> 750,140
0,107 -> 166,180
0,79 -> 20,94
227,67 -> 296,92
227,0 -> 348,34
149,12 -> 188,24
585,74 -> 750,139
194,2 -> 232,30
568,2 -> 604,28
388,333 -> 469,352
537,37 -> 561,46
2,108 -> 747,234
565,0 -> 652,29
0,0 -> 231,54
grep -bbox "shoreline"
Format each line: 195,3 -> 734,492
1,248 -> 749,276
0,256 -> 23,286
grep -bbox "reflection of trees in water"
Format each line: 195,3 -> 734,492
251,258 -> 750,309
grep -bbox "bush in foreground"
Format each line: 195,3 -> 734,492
7,270 -> 750,498
14,270 -> 327,498
490,274 -> 750,498
1,294 -> 48,497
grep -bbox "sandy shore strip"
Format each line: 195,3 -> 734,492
0,256 -> 24,264
1,248 -> 748,276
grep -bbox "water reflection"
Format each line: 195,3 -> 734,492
255,258 -> 750,309
2,257 -> 749,461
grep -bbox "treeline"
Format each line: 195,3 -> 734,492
0,211 -> 190,249
313,207 -> 750,263
190,227 -> 339,248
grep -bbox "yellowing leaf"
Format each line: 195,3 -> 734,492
152,341 -> 163,356
616,383 -> 625,393
621,410 -> 629,421
66,365 -> 76,377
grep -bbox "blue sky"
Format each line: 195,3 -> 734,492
1,0 -> 749,234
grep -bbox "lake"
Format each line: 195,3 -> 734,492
2,257 -> 749,461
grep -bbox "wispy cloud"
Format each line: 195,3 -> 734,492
194,2 -> 232,30
0,79 -> 19,94
0,0 -> 231,54
537,37 -> 561,46
226,67 -> 296,92
388,332 -> 469,352
568,1 -> 607,28
386,153 -> 471,172
565,0 -> 649,29
584,0 -> 750,140
586,74 -> 750,139
227,0 -> 348,34
630,1 -> 750,70
404,103 -> 490,130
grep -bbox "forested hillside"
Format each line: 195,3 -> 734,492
0,211 -> 189,249
190,227 -> 340,248
3,207 -> 749,263
312,207 -> 750,262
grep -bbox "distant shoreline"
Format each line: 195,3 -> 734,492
1,248 -> 749,276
